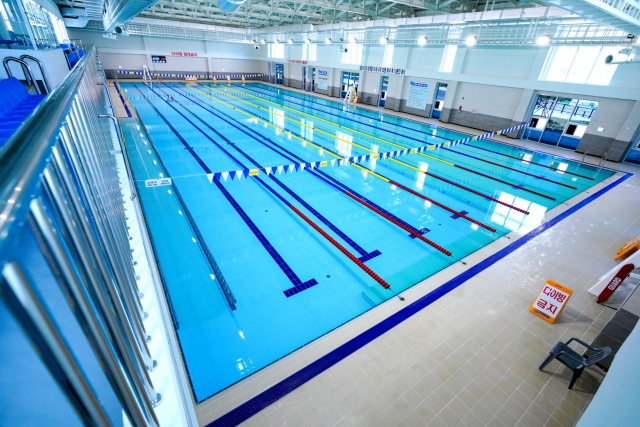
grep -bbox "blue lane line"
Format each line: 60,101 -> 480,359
155,84 -> 381,263
243,83 -> 621,173
230,82 -> 453,142
168,83 -> 431,240
134,84 -> 317,292
226,83 -> 443,145
113,81 -> 132,117
205,171 -> 633,427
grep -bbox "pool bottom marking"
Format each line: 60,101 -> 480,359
144,84 -> 396,295
134,85 -> 319,294
155,85 -> 383,265
164,83 -> 454,254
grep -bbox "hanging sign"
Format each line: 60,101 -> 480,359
317,69 -> 329,90
145,178 -> 172,188
530,280 -> 572,323
171,51 -> 198,57
406,81 -> 430,110
359,66 -> 405,75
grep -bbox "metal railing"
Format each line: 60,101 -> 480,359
0,47 -> 162,427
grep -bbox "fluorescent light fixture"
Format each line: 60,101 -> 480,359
417,36 -> 427,45
536,35 -> 551,46
288,39 -> 293,44
305,38 -> 311,44
465,35 -> 477,46
325,37 -> 332,44
349,37 -> 357,44
379,36 -> 388,45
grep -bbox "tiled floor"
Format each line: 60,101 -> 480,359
226,157 -> 639,427
118,80 -> 640,427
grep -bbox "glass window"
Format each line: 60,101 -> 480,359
268,43 -> 284,59
565,46 -> 600,83
342,43 -> 362,65
539,46 -> 619,86
382,45 -> 394,67
587,46 -> 619,85
440,45 -> 457,73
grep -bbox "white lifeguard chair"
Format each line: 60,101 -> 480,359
142,65 -> 153,88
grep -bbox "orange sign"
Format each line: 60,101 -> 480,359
530,280 -> 572,323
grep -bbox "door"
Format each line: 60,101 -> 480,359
523,96 -> 599,150
311,68 -> 316,92
275,63 -> 284,85
378,76 -> 389,107
430,83 -> 447,119
341,72 -> 359,98
302,66 -> 307,90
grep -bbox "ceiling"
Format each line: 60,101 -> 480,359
57,0 -> 547,28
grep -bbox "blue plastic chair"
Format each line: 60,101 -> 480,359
539,337 -> 612,389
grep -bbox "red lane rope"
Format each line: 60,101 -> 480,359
289,205 -> 391,289
344,192 -> 452,256
389,180 -> 496,232
458,157 -> 577,189
422,170 -> 534,212
454,165 -> 555,202
492,151 -> 595,180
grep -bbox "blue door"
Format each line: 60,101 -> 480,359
431,83 -> 447,119
275,64 -> 284,85
303,66 -> 307,90
311,68 -> 316,91
378,76 -> 389,107
341,72 -> 359,98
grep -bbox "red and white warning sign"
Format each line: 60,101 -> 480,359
530,280 -> 573,323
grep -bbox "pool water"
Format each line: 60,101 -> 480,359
119,81 -> 615,402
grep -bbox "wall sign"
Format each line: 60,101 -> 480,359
406,81 -> 430,110
359,66 -> 405,75
530,280 -> 572,323
317,69 -> 329,90
171,51 -> 198,57
288,59 -> 308,64
145,178 -> 172,188
151,55 -> 166,63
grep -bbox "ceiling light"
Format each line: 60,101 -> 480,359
305,38 -> 311,44
325,37 -> 332,44
379,36 -> 388,45
288,39 -> 293,44
274,39 -> 279,44
536,35 -> 551,46
260,39 -> 266,44
417,36 -> 427,45
349,37 -> 357,44
465,35 -> 477,46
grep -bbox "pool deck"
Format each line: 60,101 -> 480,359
110,80 -> 640,427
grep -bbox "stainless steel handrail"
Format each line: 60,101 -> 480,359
19,54 -> 51,93
0,46 -> 163,426
2,57 -> 42,94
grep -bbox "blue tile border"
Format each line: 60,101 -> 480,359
204,171 -> 633,427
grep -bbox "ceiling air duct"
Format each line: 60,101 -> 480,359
216,0 -> 246,13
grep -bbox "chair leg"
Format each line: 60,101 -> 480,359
569,367 -> 583,389
539,353 -> 556,371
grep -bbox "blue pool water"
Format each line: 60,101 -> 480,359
119,81 -> 615,402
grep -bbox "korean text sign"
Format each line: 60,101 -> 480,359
530,280 -> 572,323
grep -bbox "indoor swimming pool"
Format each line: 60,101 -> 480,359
118,81 -> 615,403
